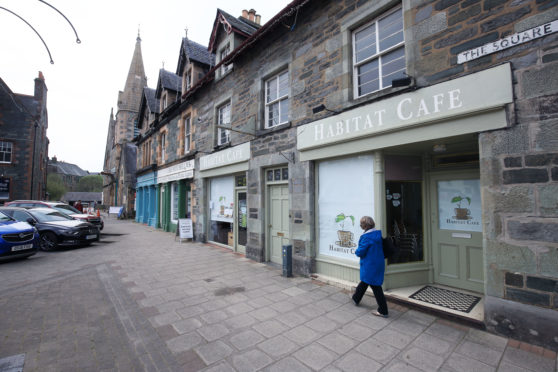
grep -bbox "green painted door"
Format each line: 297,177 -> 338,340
268,184 -> 289,264
430,171 -> 484,293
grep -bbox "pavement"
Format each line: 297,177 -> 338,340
0,216 -> 556,372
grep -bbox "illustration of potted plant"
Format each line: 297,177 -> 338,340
451,195 -> 471,220
335,213 -> 356,247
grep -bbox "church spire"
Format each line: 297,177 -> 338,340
120,33 -> 147,113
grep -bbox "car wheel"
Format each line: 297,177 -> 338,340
40,232 -> 58,251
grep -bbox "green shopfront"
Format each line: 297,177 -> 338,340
156,160 -> 194,233
297,64 -> 513,295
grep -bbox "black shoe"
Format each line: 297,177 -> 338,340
351,296 -> 359,306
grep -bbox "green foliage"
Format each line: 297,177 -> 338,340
451,196 -> 471,208
335,213 -> 355,230
47,173 -> 66,201
77,175 -> 103,192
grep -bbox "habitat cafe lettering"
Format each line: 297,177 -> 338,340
297,64 -> 513,151
458,19 -> 558,64
200,142 -> 250,171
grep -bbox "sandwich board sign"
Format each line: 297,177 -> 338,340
176,218 -> 193,242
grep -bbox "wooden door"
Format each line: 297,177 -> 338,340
268,184 -> 289,264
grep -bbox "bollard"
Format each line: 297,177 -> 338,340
282,244 -> 292,277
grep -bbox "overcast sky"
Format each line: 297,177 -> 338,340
1,0 -> 290,173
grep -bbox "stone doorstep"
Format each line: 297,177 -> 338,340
507,339 -> 558,360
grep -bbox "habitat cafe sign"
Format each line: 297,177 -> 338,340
200,142 -> 250,171
458,19 -> 558,64
157,160 -> 194,184
297,63 -> 513,151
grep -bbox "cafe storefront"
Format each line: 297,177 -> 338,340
297,63 -> 513,295
199,142 -> 250,253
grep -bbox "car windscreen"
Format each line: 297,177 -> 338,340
55,204 -> 81,214
0,211 -> 12,222
30,209 -> 74,223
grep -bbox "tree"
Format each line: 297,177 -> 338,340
47,173 -> 66,201
77,175 -> 103,192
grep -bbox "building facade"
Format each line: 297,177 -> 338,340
135,1 -> 558,350
47,156 -> 89,192
0,72 -> 49,202
103,35 -> 147,212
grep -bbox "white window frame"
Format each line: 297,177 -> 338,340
171,181 -> 179,223
0,141 -> 12,164
217,103 -> 231,146
160,132 -> 166,163
184,67 -> 192,91
220,44 -> 232,76
265,70 -> 290,129
184,116 -> 192,153
352,6 -> 405,98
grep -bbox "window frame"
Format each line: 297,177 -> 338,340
184,115 -> 192,153
264,70 -> 290,129
352,6 -> 405,98
170,181 -> 179,223
219,43 -> 232,76
217,102 -> 231,146
160,132 -> 166,163
0,141 -> 13,164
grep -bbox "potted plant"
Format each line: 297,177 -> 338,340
451,195 -> 471,220
335,213 -> 355,247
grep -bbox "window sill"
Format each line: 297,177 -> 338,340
213,142 -> 232,151
352,84 -> 415,107
256,122 -> 291,136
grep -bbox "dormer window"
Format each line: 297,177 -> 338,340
162,93 -> 168,110
220,43 -> 232,76
184,67 -> 192,92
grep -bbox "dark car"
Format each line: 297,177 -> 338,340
0,207 -> 100,251
5,200 -> 104,230
0,210 -> 39,261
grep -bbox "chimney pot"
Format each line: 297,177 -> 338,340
242,9 -> 248,18
255,14 -> 261,25
248,9 -> 256,21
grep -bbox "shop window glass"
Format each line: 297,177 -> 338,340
318,155 -> 374,262
384,155 -> 423,264
209,176 -> 234,246
171,182 -> 179,223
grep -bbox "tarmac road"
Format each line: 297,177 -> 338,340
0,216 -> 556,372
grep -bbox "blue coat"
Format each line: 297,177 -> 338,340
355,229 -> 385,286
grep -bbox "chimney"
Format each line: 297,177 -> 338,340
34,71 -> 47,103
248,9 -> 256,22
242,9 -> 248,19
255,14 -> 261,25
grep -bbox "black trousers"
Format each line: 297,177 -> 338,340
352,281 -> 388,315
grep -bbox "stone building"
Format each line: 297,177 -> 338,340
135,1 -> 558,350
0,72 -> 49,202
102,34 -> 147,211
47,156 -> 89,192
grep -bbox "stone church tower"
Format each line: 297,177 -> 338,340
102,34 -> 147,211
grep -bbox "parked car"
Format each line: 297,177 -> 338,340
0,210 -> 39,261
0,207 -> 100,251
5,200 -> 104,230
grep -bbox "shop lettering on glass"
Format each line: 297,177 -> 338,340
329,212 -> 357,255
438,180 -> 482,232
313,89 -> 463,142
458,20 -> 558,63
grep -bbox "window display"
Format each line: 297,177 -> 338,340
318,155 -> 374,262
209,176 -> 234,245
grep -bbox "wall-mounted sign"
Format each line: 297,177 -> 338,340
458,20 -> 558,64
200,142 -> 250,171
438,179 -> 482,232
157,160 -> 194,184
297,64 -> 512,151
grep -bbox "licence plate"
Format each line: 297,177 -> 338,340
12,244 -> 33,252
86,234 -> 97,240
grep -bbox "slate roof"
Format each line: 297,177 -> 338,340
61,192 -> 102,203
155,69 -> 182,98
144,87 -> 158,114
219,9 -> 260,36
49,159 -> 89,177
183,38 -> 215,66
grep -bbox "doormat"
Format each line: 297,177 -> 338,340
409,286 -> 481,313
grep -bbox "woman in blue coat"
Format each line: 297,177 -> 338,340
351,216 -> 388,317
